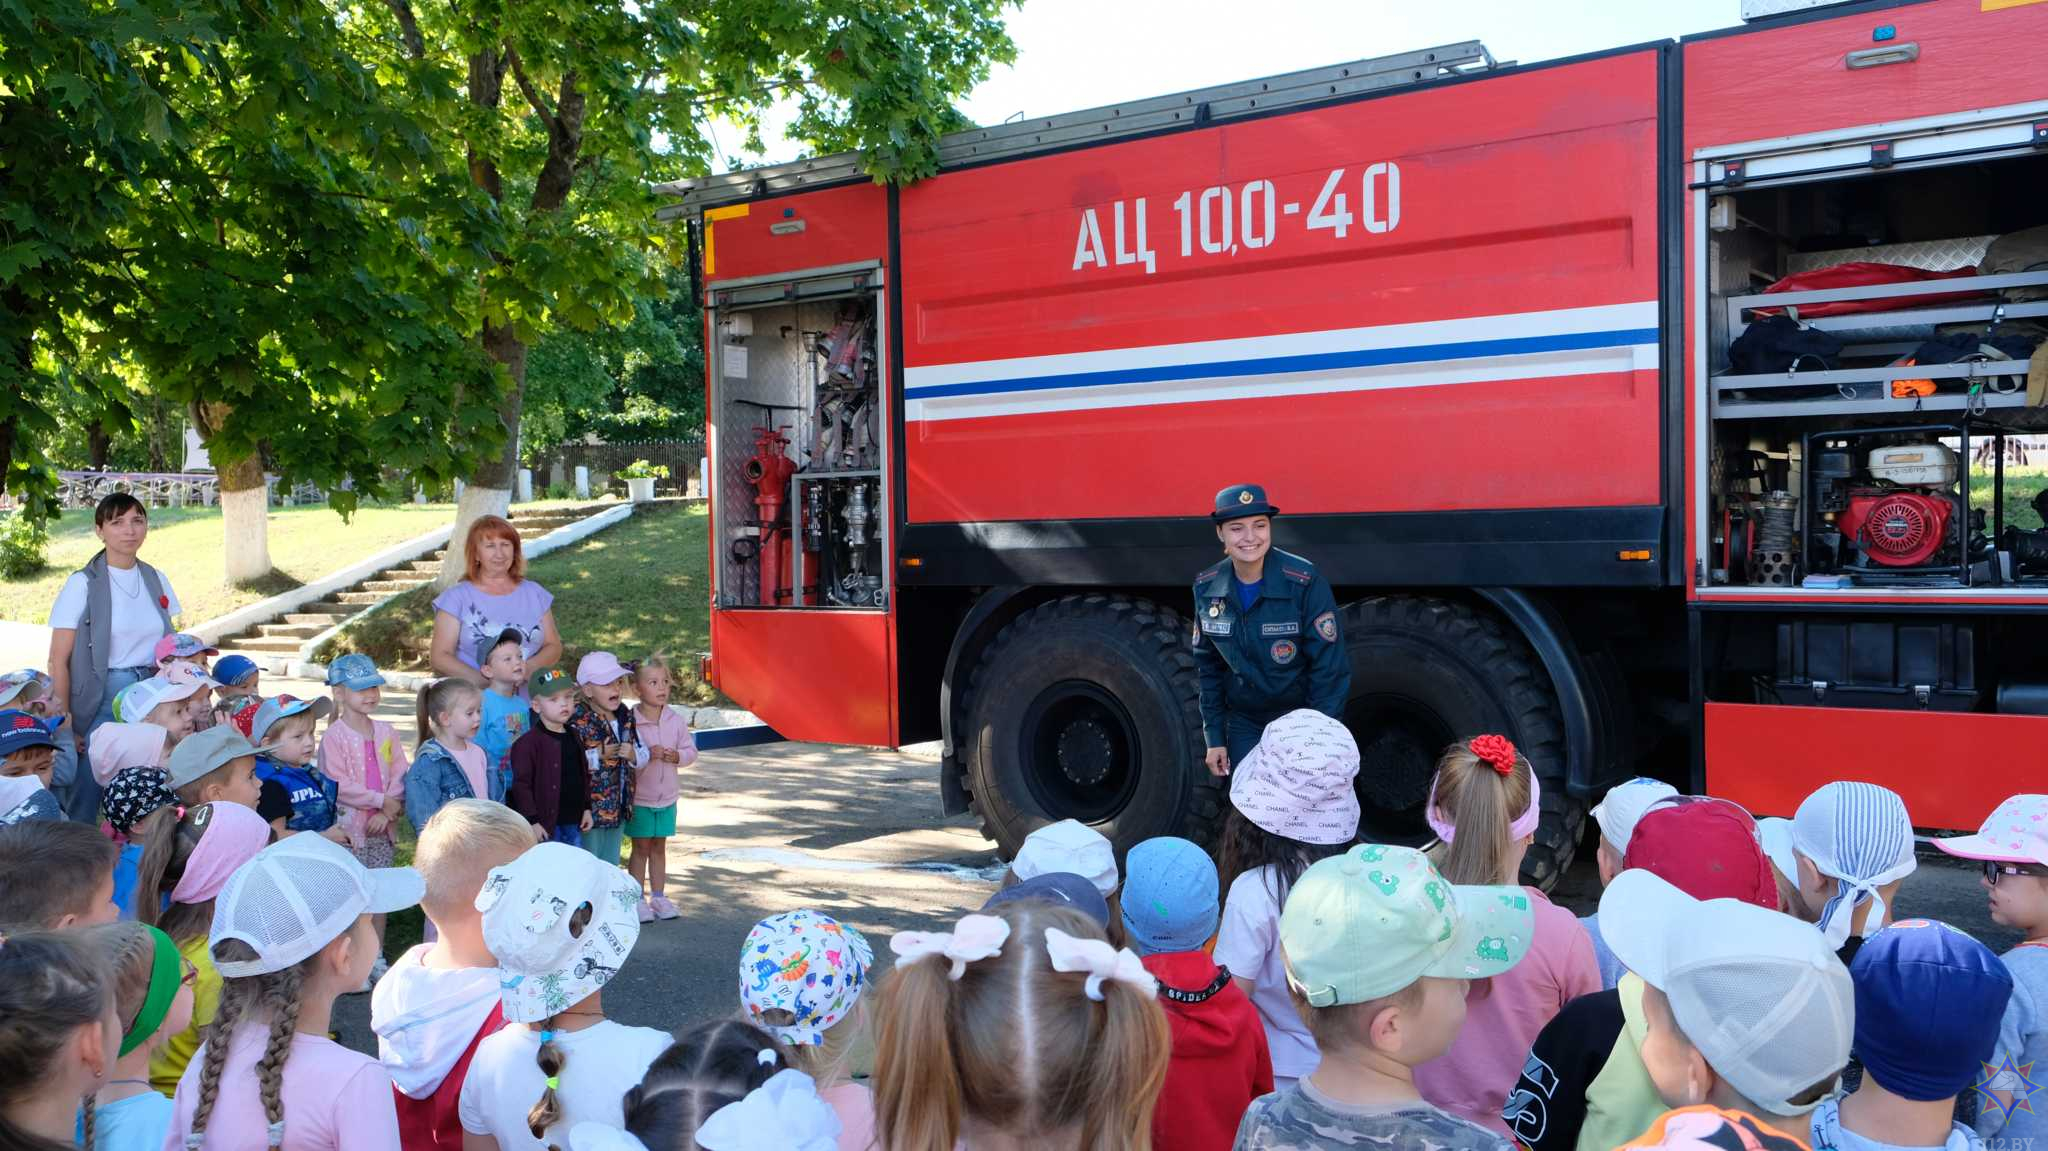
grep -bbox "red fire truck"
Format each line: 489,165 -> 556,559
670,0 -> 2048,884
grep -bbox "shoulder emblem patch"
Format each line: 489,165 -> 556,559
1314,612 -> 1338,643
1270,639 -> 1297,665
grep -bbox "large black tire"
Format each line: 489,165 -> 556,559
1340,595 -> 1584,890
959,594 -> 1225,859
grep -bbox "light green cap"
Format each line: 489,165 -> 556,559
1279,843 -> 1533,1006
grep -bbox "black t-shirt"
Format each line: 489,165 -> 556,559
257,778 -> 294,826
552,724 -> 587,826
1506,988 -> 1626,1151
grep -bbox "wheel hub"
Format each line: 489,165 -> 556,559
1057,718 -> 1115,785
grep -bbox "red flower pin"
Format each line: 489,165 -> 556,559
159,595 -> 169,609
1469,734 -> 1519,776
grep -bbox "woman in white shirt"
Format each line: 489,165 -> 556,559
45,492 -> 181,821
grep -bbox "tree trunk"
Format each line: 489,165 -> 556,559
194,401 -> 272,585
147,396 -> 170,472
87,425 -> 110,470
440,320 -> 525,588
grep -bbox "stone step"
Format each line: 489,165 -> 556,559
226,638 -> 302,654
359,579 -> 428,594
257,622 -> 326,640
405,559 -> 446,573
335,590 -> 388,606
285,609 -> 350,624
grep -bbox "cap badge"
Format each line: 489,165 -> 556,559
1208,603 -> 1220,618
1238,490 -> 1254,504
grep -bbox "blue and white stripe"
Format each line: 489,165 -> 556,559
904,301 -> 1659,423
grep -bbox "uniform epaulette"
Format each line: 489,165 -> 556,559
1197,561 -> 1228,582
1281,566 -> 1313,584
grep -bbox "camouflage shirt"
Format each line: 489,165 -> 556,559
1233,1080 -> 1515,1151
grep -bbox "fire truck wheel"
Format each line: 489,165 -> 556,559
1339,595 -> 1583,890
959,593 -> 1223,859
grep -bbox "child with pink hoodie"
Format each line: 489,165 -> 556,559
371,799 -> 534,1150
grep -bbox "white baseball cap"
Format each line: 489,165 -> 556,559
1591,777 -> 1680,855
1600,869 -> 1853,1115
1759,817 -> 1799,882
112,674 -> 205,723
1011,819 -> 1118,896
210,832 -> 424,977
477,842 -> 643,1023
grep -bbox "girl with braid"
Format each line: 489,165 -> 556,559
84,922 -> 193,1151
0,929 -> 119,1151
165,833 -> 422,1150
570,1019 -> 845,1151
460,842 -> 670,1150
142,801 -> 273,1096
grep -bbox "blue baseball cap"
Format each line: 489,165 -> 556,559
247,695 -> 334,744
1851,919 -> 2013,1101
1121,837 -> 1219,954
212,655 -> 260,689
324,653 -> 386,691
983,872 -> 1110,929
0,710 -> 63,758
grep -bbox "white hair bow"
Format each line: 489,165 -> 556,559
1044,927 -> 1158,1001
568,1123 -> 650,1151
890,913 -> 1010,980
696,1069 -> 843,1151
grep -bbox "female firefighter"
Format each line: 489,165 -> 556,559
1191,483 -> 1351,777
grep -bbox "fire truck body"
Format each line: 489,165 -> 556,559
681,0 -> 2048,881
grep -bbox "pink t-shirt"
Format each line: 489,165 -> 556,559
446,740 -> 489,801
819,1081 -> 876,1151
1413,887 -> 1599,1135
165,1026 -> 402,1150
630,704 -> 696,810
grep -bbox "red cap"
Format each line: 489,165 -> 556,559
1623,800 -> 1776,907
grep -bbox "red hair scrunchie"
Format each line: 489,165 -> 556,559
1469,734 -> 1519,776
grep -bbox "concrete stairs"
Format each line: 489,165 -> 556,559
216,506 -> 602,660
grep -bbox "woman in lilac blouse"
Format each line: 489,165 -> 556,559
429,515 -> 564,684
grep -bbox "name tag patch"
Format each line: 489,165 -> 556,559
1260,622 -> 1299,636
1201,619 -> 1234,636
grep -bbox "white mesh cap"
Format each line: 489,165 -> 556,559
1600,869 -> 1853,1115
210,832 -> 424,977
1590,777 -> 1680,855
1791,782 -> 1917,948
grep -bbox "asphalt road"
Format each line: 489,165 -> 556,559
326,726 -> 2022,1057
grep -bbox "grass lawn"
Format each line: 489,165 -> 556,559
1970,468 -> 2048,530
322,502 -> 720,705
0,502 -> 463,627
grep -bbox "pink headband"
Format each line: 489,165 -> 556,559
1426,768 -> 1542,845
169,803 -> 271,905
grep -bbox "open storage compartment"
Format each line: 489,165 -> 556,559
708,266 -> 889,610
1702,151 -> 2048,593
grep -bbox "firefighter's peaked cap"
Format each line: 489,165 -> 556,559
1212,483 -> 1279,522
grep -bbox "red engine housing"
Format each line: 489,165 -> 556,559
1838,489 -> 1952,567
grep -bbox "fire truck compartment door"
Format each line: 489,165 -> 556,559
710,609 -> 896,747
1684,0 -> 2048,160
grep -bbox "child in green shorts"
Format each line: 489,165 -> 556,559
626,653 -> 695,922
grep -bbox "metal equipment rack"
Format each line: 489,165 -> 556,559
659,42 -> 1495,217
1711,271 -> 2048,419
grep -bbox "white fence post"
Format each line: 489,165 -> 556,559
516,469 -> 533,504
574,466 -> 589,499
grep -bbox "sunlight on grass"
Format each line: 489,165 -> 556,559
0,503 -> 457,626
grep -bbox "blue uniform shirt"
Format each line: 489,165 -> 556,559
1191,548 -> 1350,748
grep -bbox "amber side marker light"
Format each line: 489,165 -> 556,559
901,556 -> 924,567
1617,549 -> 1653,562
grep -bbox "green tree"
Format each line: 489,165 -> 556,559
2,1 -> 504,584
355,0 -> 1016,586
522,266 -> 702,462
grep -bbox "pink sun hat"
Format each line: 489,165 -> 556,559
1933,795 -> 2048,867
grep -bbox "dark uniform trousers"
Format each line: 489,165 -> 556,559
1190,548 -> 1351,763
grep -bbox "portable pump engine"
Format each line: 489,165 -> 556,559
1807,438 -> 1988,584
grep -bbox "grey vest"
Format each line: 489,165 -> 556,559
66,550 -> 173,723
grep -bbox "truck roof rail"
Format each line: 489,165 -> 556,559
659,41 -> 1494,216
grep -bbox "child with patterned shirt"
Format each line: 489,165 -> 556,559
319,653 -> 409,981
627,653 -> 695,921
567,651 -> 646,868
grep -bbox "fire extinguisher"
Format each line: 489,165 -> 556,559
741,427 -> 796,604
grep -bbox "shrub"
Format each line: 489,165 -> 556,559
616,459 -> 670,480
0,513 -> 50,580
